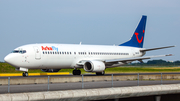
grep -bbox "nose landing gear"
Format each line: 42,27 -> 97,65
23,72 -> 28,77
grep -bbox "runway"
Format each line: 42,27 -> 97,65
1,73 -> 180,94
0,79 -> 180,94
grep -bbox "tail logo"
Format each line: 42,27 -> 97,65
134,30 -> 144,43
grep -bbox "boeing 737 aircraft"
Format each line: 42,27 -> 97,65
4,15 -> 174,77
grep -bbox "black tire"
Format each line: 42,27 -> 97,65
73,70 -> 76,75
77,70 -> 81,75
96,71 -> 105,75
23,72 -> 28,77
25,72 -> 28,77
73,70 -> 81,75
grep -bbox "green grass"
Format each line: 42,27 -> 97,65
105,67 -> 180,73
0,63 -> 42,73
1,63 -> 180,74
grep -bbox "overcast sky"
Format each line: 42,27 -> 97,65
0,0 -> 179,62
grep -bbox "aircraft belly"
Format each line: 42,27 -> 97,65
40,56 -> 74,69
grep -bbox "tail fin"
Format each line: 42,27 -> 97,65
119,15 -> 147,48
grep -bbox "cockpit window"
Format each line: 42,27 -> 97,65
12,50 -> 26,54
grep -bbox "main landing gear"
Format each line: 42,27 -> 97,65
96,71 -> 105,75
72,69 -> 105,75
23,72 -> 28,77
73,69 -> 81,75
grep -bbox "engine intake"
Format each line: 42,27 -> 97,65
83,61 -> 105,72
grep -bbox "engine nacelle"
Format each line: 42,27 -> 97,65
83,61 -> 105,72
41,69 -> 60,72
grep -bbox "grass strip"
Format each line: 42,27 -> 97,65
1,63 -> 180,74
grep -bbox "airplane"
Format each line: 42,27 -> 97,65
4,15 -> 174,77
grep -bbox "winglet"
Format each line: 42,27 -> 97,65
166,54 -> 173,56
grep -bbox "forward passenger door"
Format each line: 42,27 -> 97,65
34,46 -> 41,60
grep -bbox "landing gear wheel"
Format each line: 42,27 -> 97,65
23,72 -> 28,77
96,71 -> 105,75
73,70 -> 81,75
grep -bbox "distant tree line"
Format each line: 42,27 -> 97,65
129,59 -> 180,66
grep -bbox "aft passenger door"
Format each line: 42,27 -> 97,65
131,48 -> 136,57
33,46 -> 41,60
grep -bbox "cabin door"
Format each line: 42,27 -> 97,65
131,48 -> 136,57
34,46 -> 41,60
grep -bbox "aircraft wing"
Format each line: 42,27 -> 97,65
104,54 -> 173,65
77,54 -> 173,67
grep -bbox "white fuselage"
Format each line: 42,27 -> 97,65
4,43 -> 144,70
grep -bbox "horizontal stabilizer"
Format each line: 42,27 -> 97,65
140,46 -> 175,52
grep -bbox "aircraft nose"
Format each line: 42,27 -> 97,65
4,54 -> 14,64
4,55 -> 11,63
4,54 -> 20,68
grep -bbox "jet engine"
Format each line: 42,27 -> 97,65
41,69 -> 60,72
83,61 -> 105,72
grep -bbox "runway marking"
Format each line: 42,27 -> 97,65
0,72 -> 69,76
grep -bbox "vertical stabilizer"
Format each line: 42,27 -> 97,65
119,15 -> 147,48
